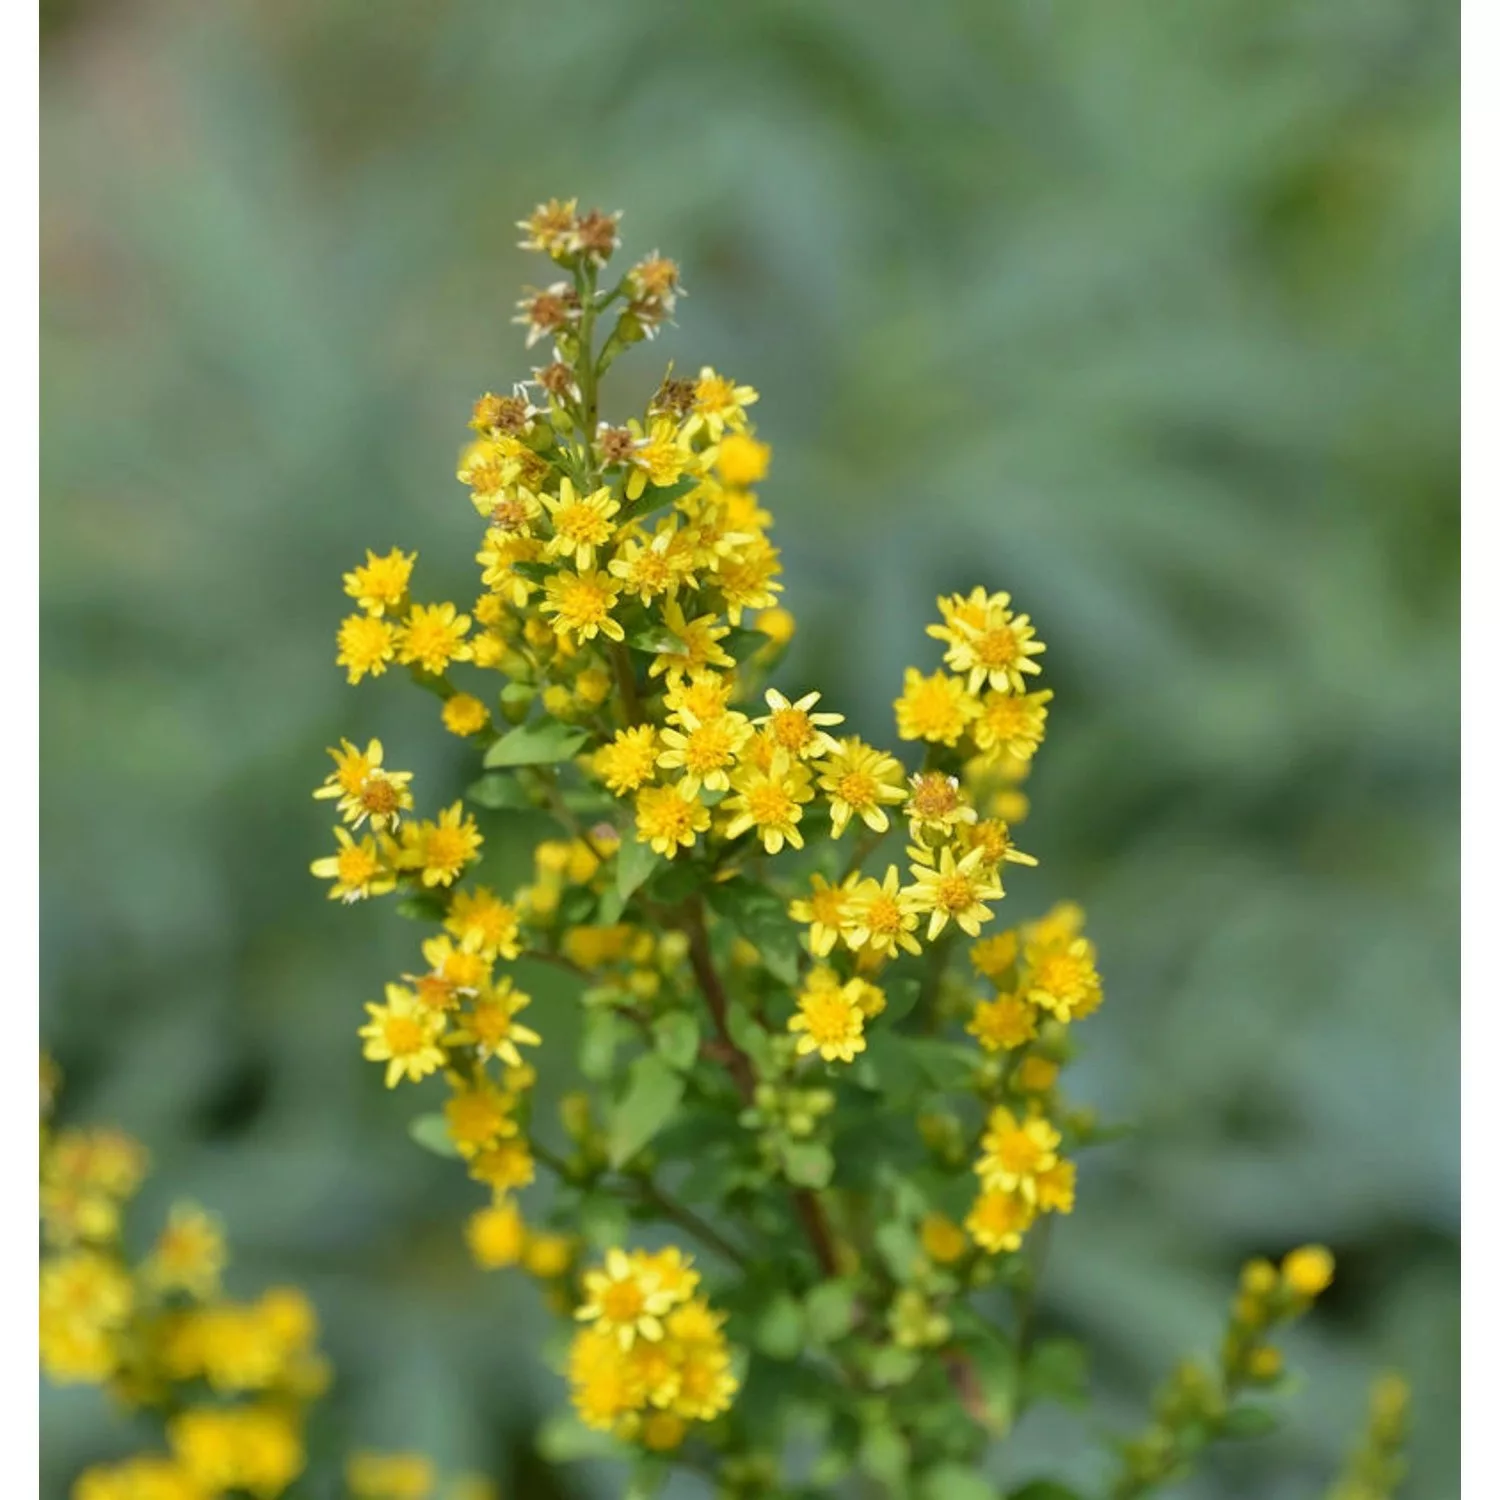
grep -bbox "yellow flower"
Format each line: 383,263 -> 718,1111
966,994 -> 1037,1052
919,1213 -> 969,1265
313,738 -> 414,831
442,693 -> 490,737
342,547 -> 416,616
477,524 -> 542,606
346,1451 -> 437,1499
398,802 -> 484,888
594,725 -> 660,796
396,602 -> 474,674
901,845 -> 1004,940
972,688 -> 1052,760
903,770 -> 979,847
656,710 -> 752,795
541,478 -> 621,571
959,817 -> 1037,875
755,689 -> 844,761
894,667 -> 979,746
714,537 -> 783,624
468,1138 -> 536,1194
444,1078 -> 518,1157
641,1411 -> 689,1452
448,979 -> 541,1068
927,587 -> 1046,694
578,1247 -> 683,1349
540,567 -> 626,644
756,606 -> 796,646
466,1200 -> 526,1270
608,525 -> 695,605
816,737 -> 908,836
524,1232 -> 576,1280
517,196 -> 578,255
970,931 -> 1019,980
722,753 -> 814,854
1023,935 -> 1102,1023
311,827 -> 397,903
72,1456 -> 208,1500
976,1107 -> 1061,1200
444,887 -> 523,960
663,670 -> 736,726
1281,1244 -> 1335,1299
1034,1159 -> 1076,1215
965,1186 -> 1036,1254
844,865 -> 923,959
788,970 -> 867,1063
169,1406 -> 304,1498
145,1204 -> 227,1299
358,986 -> 447,1087
649,602 -> 734,678
788,872 -> 860,957
713,433 -> 770,487
683,367 -> 758,440
634,782 -> 711,858
568,1326 -> 647,1431
1015,1055 -> 1060,1094
337,612 -> 397,684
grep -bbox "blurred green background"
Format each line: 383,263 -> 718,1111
40,1 -> 1457,1496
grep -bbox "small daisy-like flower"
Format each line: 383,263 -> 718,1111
919,1213 -> 969,1266
788,971 -> 867,1063
342,547 -> 416,616
976,1107 -> 1061,1200
755,689 -> 844,761
541,478 -> 621,571
466,1200 -> 526,1270
469,1138 -> 536,1194
1022,935 -> 1103,1022
448,978 -> 541,1068
625,254 -> 683,336
788,872 -> 860,957
313,739 -> 414,832
626,417 -> 696,500
712,433 -> 771,488
337,613 -> 396,684
609,525 -> 695,604
1281,1244 -> 1335,1299
970,931 -> 1019,980
399,802 -> 483,888
470,388 -> 537,436
901,845 -> 1004,940
972,688 -> 1053,760
655,710 -> 752,795
682,367 -> 758,441
409,932 -> 491,1007
904,771 -> 979,847
715,537 -> 783,625
649,602 -> 734,679
663,670 -> 735,726
477,526 -> 542,608
894,667 -> 980,746
927,587 -> 1046,694
144,1204 -> 226,1299
443,1078 -> 518,1157
310,828 -> 396,903
844,865 -> 923,959
441,692 -> 490,738
634,782 -> 711,858
578,1248 -> 679,1349
965,1186 -> 1036,1255
1034,1159 -> 1076,1215
959,818 -> 1038,874
396,602 -> 474,675
514,282 -> 582,349
444,887 -> 522,960
816,737 -> 908,836
573,207 -> 623,265
721,753 -> 814,855
966,994 -> 1037,1052
517,198 -> 578,255
540,568 -> 626,644
593,726 -> 661,796
358,985 -> 447,1088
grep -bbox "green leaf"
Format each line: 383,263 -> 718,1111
395,892 -> 449,922
616,827 -> 660,902
751,1290 -> 805,1359
919,1465 -> 995,1499
866,1344 -> 922,1387
653,1011 -> 701,1071
535,1411 -> 620,1463
875,1220 -> 921,1280
882,977 -> 922,1024
726,1002 -> 776,1071
625,625 -> 683,655
1023,1337 -> 1089,1410
465,772 -> 533,810
407,1113 -> 459,1159
904,1038 -> 978,1091
607,1053 -> 685,1168
706,878 -> 801,985
484,719 -> 590,767
860,1425 -> 910,1487
804,1278 -> 860,1343
783,1140 -> 834,1188
580,1009 -> 630,1082
1218,1405 -> 1281,1440
576,1191 -> 631,1251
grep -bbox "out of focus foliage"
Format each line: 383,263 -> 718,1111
40,2 -> 1456,1497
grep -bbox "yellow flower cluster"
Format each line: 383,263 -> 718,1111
1223,1243 -> 1336,1384
1328,1373 -> 1411,1500
40,1062 -> 329,1500
568,1247 -> 738,1450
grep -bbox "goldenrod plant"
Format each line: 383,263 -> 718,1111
41,199 -> 1410,1500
